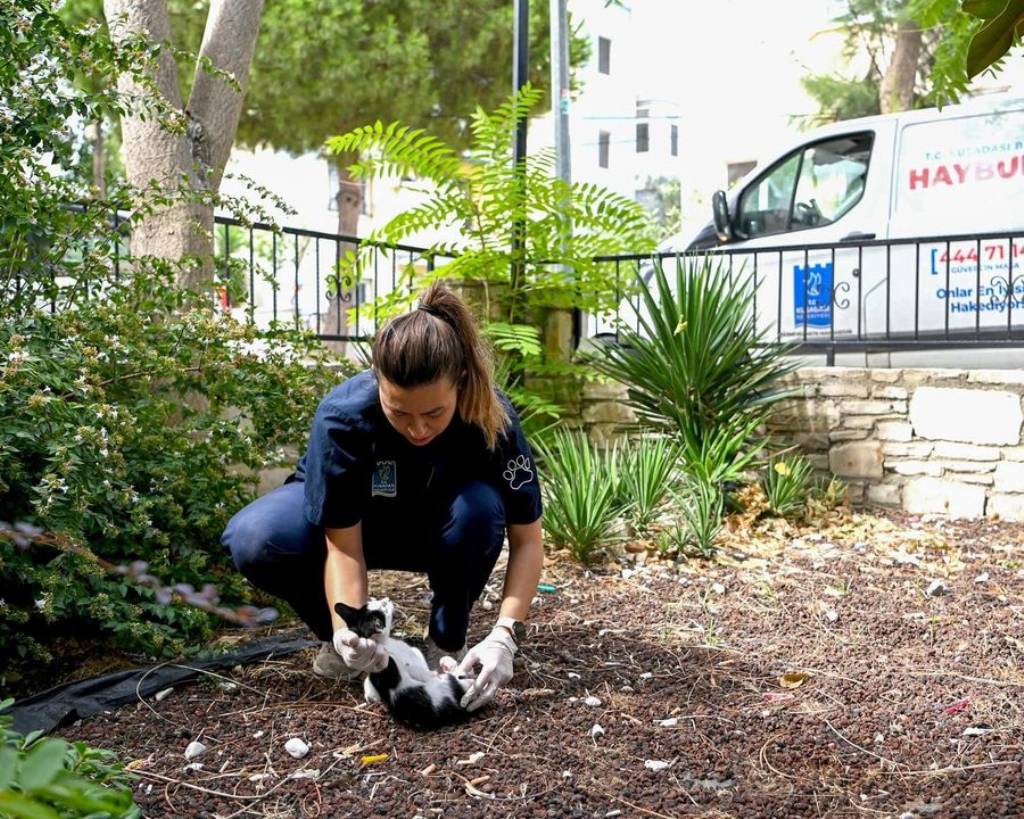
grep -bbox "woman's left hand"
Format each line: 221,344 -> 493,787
456,628 -> 517,711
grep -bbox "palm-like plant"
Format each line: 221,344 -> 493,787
536,430 -> 624,563
761,454 -> 816,518
588,256 -> 796,478
617,436 -> 681,535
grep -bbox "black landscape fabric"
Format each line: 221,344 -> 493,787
8,630 -> 316,735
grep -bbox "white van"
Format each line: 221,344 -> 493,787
612,94 -> 1024,368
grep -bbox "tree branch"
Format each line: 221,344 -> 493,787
187,0 -> 266,190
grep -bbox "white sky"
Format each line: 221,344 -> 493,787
620,0 -> 850,230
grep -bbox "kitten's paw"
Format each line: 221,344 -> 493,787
438,655 -> 457,674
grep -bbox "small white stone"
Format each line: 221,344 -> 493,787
183,762 -> 204,772
184,741 -> 207,761
825,609 -> 840,623
567,672 -> 581,680
657,717 -> 679,727
974,572 -> 990,583
583,695 -> 602,707
926,580 -> 949,597
561,770 -> 572,779
590,723 -> 605,739
711,582 -> 726,595
218,681 -> 239,694
620,685 -> 634,693
284,738 -> 310,759
639,672 -> 653,680
621,569 -> 635,580
644,760 -> 670,772
456,751 -> 485,766
252,730 -> 264,739
154,688 -> 173,702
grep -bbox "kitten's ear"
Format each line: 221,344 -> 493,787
334,602 -> 362,628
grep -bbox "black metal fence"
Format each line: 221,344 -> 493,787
206,219 -> 1024,363
584,230 -> 1024,363
211,215 -> 452,342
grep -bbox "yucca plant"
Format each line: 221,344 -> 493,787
536,430 -> 624,563
587,256 -> 796,477
678,478 -> 725,559
760,453 -> 816,518
618,436 -> 682,536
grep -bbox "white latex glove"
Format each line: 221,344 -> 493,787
456,628 -> 516,712
332,628 -> 388,673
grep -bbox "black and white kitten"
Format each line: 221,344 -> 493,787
334,598 -> 472,731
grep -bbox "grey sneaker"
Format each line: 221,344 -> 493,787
424,637 -> 467,672
312,642 -> 361,681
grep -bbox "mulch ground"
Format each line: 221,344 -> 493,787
61,507 -> 1024,818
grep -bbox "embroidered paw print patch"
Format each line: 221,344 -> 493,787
503,454 -> 534,490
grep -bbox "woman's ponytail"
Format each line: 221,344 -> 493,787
372,282 -> 508,449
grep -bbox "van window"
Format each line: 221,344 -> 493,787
736,153 -> 799,237
736,132 -> 873,239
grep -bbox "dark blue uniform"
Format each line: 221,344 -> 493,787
221,370 -> 542,650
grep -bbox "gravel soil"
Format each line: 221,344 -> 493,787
61,508 -> 1024,818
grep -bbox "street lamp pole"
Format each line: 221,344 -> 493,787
510,0 -> 529,325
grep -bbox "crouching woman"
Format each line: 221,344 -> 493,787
220,282 -> 543,711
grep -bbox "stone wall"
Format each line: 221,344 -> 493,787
581,368 -> 1024,520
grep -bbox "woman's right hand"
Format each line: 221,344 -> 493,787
332,628 -> 388,673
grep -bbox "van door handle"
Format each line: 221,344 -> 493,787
840,231 -> 876,242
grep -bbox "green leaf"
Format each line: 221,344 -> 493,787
0,791 -> 62,819
18,740 -> 68,791
0,748 -> 19,790
962,0 -> 1010,17
964,0 -> 1024,77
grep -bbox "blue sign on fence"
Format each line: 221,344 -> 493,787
794,262 -> 834,328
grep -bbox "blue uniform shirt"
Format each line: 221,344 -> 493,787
295,370 -> 542,530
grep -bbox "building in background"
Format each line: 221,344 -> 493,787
530,0 -> 681,235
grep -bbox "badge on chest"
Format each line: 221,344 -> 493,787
371,460 -> 397,498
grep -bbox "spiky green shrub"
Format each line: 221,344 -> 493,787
679,479 -> 725,559
588,257 -> 795,476
760,454 -> 816,518
536,431 -> 624,563
617,437 -> 681,536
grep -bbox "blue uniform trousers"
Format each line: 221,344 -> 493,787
220,480 -> 505,651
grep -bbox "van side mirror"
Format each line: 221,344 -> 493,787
712,190 -> 733,243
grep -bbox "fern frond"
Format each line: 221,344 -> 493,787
325,121 -> 463,187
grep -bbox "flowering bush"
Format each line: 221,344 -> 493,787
0,265 -> 343,666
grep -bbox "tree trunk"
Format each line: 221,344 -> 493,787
90,120 -> 107,198
879,17 -> 923,114
322,158 -> 363,353
103,0 -> 264,291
